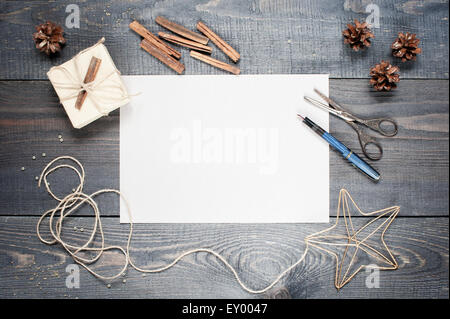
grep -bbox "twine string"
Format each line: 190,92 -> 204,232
36,156 -> 399,293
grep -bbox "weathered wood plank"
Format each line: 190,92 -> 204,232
0,79 -> 447,216
0,216 -> 447,298
0,0 -> 448,80
328,79 -> 449,216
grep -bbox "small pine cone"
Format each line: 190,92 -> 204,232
369,60 -> 400,91
33,21 -> 66,55
342,19 -> 375,51
391,32 -> 422,62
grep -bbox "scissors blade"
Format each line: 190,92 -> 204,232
303,96 -> 342,117
313,88 -> 343,111
304,96 -> 355,122
312,88 -> 356,122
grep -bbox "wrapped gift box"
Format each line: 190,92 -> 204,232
47,38 -> 130,129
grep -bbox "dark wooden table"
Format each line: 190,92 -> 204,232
0,0 -> 448,299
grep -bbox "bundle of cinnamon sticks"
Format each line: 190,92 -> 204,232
129,17 -> 240,75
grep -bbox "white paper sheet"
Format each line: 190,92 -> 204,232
120,75 -> 329,223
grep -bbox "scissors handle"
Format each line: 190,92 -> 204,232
359,118 -> 398,137
347,121 -> 383,161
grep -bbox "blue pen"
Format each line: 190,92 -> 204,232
298,114 -> 380,181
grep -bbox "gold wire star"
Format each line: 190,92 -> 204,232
305,189 -> 400,290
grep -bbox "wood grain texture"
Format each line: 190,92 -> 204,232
0,0 -> 448,301
0,79 -> 447,217
328,79 -> 449,216
0,216 -> 447,298
0,0 -> 448,80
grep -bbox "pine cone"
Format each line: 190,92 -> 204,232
33,21 -> 66,55
369,60 -> 400,91
391,32 -> 421,62
343,19 -> 375,51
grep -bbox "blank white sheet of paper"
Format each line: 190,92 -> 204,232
120,75 -> 329,223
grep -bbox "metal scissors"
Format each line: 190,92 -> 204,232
304,88 -> 398,161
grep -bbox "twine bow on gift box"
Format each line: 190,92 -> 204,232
49,38 -> 130,116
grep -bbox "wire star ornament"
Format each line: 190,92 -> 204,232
305,189 -> 400,290
36,157 -> 401,294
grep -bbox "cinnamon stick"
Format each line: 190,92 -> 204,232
75,56 -> 102,110
155,16 -> 209,45
140,39 -> 185,74
129,20 -> 181,60
196,21 -> 240,63
158,32 -> 212,54
190,51 -> 240,75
